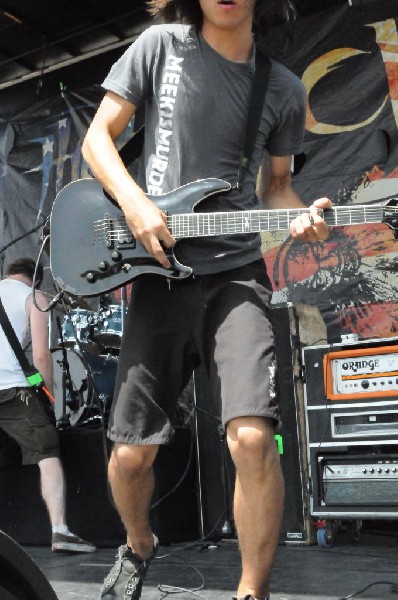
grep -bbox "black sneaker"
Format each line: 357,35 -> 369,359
52,532 -> 96,553
100,535 -> 159,599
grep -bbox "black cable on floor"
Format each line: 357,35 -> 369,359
336,580 -> 398,599
155,550 -> 206,600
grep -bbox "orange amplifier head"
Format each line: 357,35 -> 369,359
323,345 -> 398,401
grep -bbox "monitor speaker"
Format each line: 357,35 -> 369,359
0,529 -> 57,600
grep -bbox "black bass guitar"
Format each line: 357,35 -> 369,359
50,177 -> 398,297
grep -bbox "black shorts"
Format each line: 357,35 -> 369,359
0,388 -> 60,465
108,260 -> 281,445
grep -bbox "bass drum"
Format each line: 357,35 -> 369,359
51,348 -> 118,427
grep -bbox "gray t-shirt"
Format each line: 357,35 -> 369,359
102,24 -> 306,275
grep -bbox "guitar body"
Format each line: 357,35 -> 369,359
50,177 -> 231,296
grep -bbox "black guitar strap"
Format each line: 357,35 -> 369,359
118,124 -> 145,168
0,296 -> 44,388
237,48 -> 272,191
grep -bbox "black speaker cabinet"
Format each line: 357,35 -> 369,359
0,426 -> 199,547
193,305 -> 313,545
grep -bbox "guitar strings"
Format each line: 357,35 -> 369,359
92,206 -> 398,242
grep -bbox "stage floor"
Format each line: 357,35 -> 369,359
25,529 -> 398,600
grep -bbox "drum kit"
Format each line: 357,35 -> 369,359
49,293 -> 127,430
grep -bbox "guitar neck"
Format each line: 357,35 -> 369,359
167,205 -> 386,239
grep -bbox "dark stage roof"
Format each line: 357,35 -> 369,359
0,0 -> 152,91
0,0 -> 349,91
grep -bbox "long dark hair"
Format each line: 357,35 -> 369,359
146,0 -> 296,33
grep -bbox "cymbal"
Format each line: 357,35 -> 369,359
42,291 -> 92,311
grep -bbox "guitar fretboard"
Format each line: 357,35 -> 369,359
168,205 -> 389,239
95,204 -> 398,244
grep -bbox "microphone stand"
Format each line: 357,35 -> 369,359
55,316 -> 73,429
217,423 -> 234,538
120,285 -> 127,335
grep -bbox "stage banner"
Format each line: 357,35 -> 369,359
0,87 -> 135,291
260,0 -> 398,342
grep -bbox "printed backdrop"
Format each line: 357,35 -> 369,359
0,0 -> 398,343
261,0 -> 398,342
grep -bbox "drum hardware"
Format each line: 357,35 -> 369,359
60,308 -> 100,355
94,293 -> 127,349
57,293 -> 128,353
49,292 -> 124,428
51,347 -> 118,428
55,316 -> 79,429
43,290 -> 120,429
94,304 -> 125,348
42,290 -> 92,311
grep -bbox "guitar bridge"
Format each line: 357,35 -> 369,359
94,213 -> 136,250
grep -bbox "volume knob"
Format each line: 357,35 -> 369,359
86,272 -> 96,283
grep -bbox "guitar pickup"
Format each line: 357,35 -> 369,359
117,237 -> 136,250
112,216 -> 136,249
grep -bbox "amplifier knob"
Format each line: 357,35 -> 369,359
385,468 -> 390,473
361,380 -> 370,389
362,468 -> 367,474
392,468 -> 397,473
369,468 -> 375,473
377,468 -> 382,473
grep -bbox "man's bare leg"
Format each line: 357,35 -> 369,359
108,442 -> 159,559
227,416 -> 284,600
39,456 -> 66,527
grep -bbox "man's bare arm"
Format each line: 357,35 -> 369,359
82,91 -> 174,267
28,292 -> 53,394
258,153 -> 331,243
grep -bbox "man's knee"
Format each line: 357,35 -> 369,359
110,443 -> 158,479
226,416 -> 278,468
